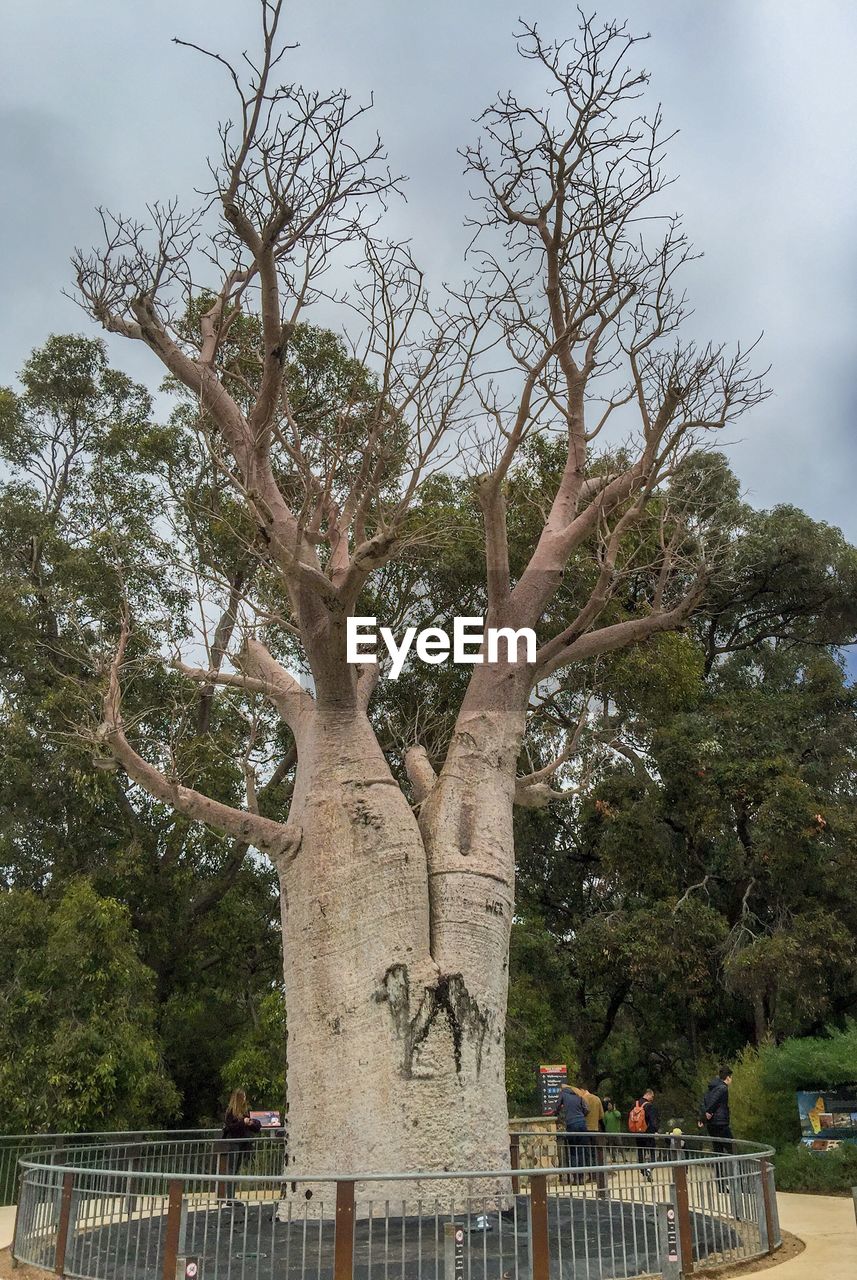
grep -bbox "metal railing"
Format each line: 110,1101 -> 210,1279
0,1130 -> 224,1208
11,1131 -> 779,1279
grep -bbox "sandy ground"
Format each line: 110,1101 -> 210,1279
0,1191 -> 852,1278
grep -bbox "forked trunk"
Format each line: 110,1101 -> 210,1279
279,702 -> 520,1207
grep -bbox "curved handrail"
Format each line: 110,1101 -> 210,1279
17,1130 -> 775,1183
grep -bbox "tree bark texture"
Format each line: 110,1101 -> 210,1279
280,697 -> 523,1202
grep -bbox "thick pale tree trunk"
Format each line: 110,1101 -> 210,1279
279,689 -> 524,1204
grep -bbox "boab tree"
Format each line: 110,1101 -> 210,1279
75,3 -> 765,1179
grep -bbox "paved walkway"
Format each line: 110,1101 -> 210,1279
0,1207 -> 14,1251
773,1192 -> 856,1278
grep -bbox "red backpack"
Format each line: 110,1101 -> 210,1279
628,1100 -> 648,1133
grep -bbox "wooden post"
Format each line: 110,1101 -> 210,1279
760,1159 -> 775,1254
333,1180 -> 355,1280
529,1174 -> 550,1280
510,1133 -> 520,1196
161,1180 -> 185,1280
53,1172 -> 74,1277
673,1164 -> 694,1279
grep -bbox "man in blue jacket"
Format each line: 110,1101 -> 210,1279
554,1083 -> 589,1182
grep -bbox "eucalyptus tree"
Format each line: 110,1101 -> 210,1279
513,496 -> 857,1097
0,332 -> 288,1123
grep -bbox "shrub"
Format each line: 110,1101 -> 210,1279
763,1023 -> 857,1093
730,1044 -> 800,1148
730,1025 -> 857,1193
773,1142 -> 857,1195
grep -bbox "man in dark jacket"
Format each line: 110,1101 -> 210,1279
554,1084 -> 589,1181
638,1089 -> 659,1181
701,1067 -> 733,1153
700,1064 -> 736,1146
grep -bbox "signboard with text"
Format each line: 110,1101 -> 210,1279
538,1064 -> 567,1115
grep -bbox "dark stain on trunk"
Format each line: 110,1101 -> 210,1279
375,964 -> 491,1078
457,803 -> 475,856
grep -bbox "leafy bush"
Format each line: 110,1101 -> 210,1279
763,1023 -> 857,1092
730,1025 -> 857,1192
773,1142 -> 857,1195
730,1044 -> 801,1148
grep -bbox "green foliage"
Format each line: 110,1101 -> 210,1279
773,1143 -> 857,1195
729,1045 -> 799,1148
505,918 -> 579,1115
730,1024 -> 857,1153
512,450 -> 857,1117
606,632 -> 705,720
0,881 -> 178,1132
3,332 -> 857,1153
762,1022 -> 857,1091
0,335 -> 286,1126
221,991 -> 287,1113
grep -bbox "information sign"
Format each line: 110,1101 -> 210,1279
538,1064 -> 567,1115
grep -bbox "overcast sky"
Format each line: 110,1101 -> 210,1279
1,0 -> 855,545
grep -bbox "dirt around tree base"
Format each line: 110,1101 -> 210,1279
695,1230 -> 806,1276
0,1249 -> 43,1280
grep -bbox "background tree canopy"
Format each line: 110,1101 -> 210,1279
1,334 -> 855,1134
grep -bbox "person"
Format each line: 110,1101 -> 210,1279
578,1085 -> 605,1173
221,1088 -> 262,1201
700,1067 -> 734,1190
602,1097 -> 623,1161
602,1098 -> 622,1134
554,1083 -> 589,1181
629,1088 -> 659,1181
668,1126 -> 685,1158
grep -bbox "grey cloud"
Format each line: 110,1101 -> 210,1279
1,0 -> 855,546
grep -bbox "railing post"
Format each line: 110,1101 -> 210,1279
443,1222 -> 465,1278
53,1171 -> 74,1277
510,1132 -> 520,1195
11,1165 -> 26,1262
595,1134 -> 608,1199
333,1179 -> 355,1280
215,1145 -> 230,1201
529,1173 -> 550,1280
126,1154 -> 140,1216
161,1179 -> 185,1280
760,1158 -> 775,1254
673,1163 -> 694,1279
